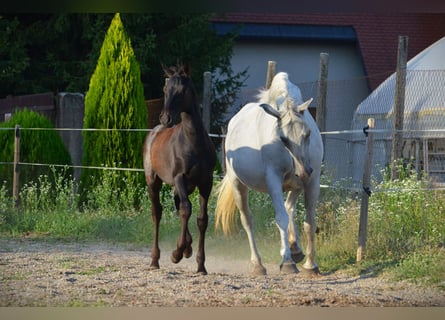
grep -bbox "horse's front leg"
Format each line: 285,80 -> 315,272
148,178 -> 163,270
266,174 -> 298,274
196,178 -> 213,275
301,177 -> 321,274
285,190 -> 305,264
171,175 -> 192,265
174,191 -> 193,259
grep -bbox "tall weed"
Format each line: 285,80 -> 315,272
369,163 -> 444,259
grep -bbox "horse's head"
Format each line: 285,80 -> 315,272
160,64 -> 197,128
260,98 -> 314,182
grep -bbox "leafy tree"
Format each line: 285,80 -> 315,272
0,14 -> 94,96
0,13 -> 246,139
0,15 -> 29,95
79,13 -> 147,204
0,109 -> 72,194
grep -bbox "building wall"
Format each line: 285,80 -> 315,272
230,39 -> 368,116
213,13 -> 445,90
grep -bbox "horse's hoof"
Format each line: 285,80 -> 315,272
171,251 -> 183,264
291,251 -> 305,264
301,266 -> 320,276
149,262 -> 160,270
197,268 -> 208,275
280,263 -> 299,274
252,264 -> 267,276
184,246 -> 193,259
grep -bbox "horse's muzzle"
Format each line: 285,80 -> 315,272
297,165 -> 313,182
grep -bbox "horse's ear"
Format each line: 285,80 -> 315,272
296,98 -> 313,114
182,63 -> 191,76
162,64 -> 175,78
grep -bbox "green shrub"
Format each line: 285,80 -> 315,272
0,109 -> 72,195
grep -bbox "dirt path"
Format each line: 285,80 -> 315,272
0,238 -> 443,307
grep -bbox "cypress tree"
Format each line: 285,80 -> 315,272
80,13 -> 147,203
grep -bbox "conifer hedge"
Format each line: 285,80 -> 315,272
0,109 -> 72,193
80,13 -> 147,202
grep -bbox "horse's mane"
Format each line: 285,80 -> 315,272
257,72 -> 303,113
257,72 -> 307,129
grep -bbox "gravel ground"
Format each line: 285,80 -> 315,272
0,238 -> 444,307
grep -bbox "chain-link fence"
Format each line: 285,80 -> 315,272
350,70 -> 445,187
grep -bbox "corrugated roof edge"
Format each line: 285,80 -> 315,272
212,22 -> 357,42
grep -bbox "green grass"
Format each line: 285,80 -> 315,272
0,165 -> 444,289
390,248 -> 445,288
311,162 -> 445,286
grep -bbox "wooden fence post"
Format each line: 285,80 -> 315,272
265,61 -> 277,89
202,71 -> 212,133
391,35 -> 408,180
357,118 -> 375,263
316,53 -> 329,151
220,126 -> 227,174
13,125 -> 20,207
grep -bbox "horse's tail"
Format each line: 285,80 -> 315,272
214,175 -> 238,235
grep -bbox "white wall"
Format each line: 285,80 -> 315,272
230,40 -> 367,101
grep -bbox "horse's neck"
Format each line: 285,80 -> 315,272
180,108 -> 207,141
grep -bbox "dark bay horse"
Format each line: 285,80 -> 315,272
143,65 -> 216,274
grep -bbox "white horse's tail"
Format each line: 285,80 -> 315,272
214,175 -> 238,235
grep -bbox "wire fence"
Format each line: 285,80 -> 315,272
350,70 -> 445,187
1,126 -> 445,193
1,68 -> 444,194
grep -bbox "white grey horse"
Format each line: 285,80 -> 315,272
215,72 -> 323,275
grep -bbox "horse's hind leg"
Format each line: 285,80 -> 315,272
232,178 -> 266,276
148,178 -> 163,270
